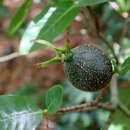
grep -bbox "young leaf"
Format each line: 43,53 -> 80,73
0,95 -> 43,130
8,0 -> 33,37
19,1 -> 80,55
45,85 -> 63,115
74,0 -> 108,7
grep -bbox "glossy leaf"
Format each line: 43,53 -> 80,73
75,0 -> 108,7
45,85 -> 63,115
0,95 -> 43,130
8,0 -> 32,37
19,2 -> 80,55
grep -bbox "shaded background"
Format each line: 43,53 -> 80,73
0,0 -> 130,130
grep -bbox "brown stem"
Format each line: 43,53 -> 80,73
57,87 -> 109,114
57,102 -> 114,114
0,52 -> 19,62
93,86 -> 109,104
57,105 -> 96,114
97,103 -> 114,112
102,111 -> 115,130
118,103 -> 130,118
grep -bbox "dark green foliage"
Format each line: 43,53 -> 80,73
64,44 -> 113,92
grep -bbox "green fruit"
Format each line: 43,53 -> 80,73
64,44 -> 113,92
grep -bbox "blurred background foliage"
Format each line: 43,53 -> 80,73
0,0 -> 129,130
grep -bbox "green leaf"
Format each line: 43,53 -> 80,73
75,0 -> 108,7
121,57 -> 130,68
0,95 -> 43,130
119,57 -> 130,76
19,2 -> 80,55
109,87 -> 130,130
117,0 -> 130,12
8,0 -> 33,37
45,85 -> 63,115
120,66 -> 130,76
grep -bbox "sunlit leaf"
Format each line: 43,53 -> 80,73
0,95 -> 43,130
19,2 -> 80,55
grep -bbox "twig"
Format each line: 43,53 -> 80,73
102,111 -> 115,130
96,103 -> 114,112
93,86 -> 109,104
0,52 -> 19,62
82,103 -> 114,112
110,74 -> 119,107
118,102 -> 130,118
100,74 -> 119,130
57,102 -> 114,114
57,105 -> 96,114
57,87 -> 109,114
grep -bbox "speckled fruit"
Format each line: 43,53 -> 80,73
64,44 -> 113,92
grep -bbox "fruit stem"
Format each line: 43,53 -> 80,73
32,40 -> 73,68
31,39 -> 66,54
65,42 -> 71,53
62,52 -> 73,62
42,109 -> 48,114
36,56 -> 61,68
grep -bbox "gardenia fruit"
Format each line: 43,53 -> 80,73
64,44 -> 113,92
